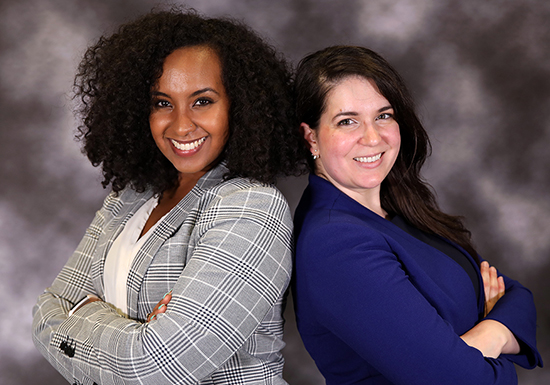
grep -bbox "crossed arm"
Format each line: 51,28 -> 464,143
32,186 -> 293,384
297,220 -> 541,385
461,261 -> 520,358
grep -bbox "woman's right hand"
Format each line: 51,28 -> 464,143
460,261 -> 519,358
481,261 -> 505,317
147,291 -> 172,322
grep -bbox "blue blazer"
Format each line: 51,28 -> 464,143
293,175 -> 542,385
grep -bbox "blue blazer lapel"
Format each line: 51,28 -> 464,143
311,175 -> 482,331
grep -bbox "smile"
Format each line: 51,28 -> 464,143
171,137 -> 206,151
354,153 -> 382,163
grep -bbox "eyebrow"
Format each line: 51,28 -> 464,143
333,105 -> 393,120
151,88 -> 220,98
151,91 -> 169,98
191,87 -> 220,97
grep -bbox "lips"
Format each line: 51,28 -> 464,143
353,153 -> 382,163
170,137 -> 206,151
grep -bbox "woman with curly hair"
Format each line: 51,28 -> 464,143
32,8 -> 303,385
292,46 -> 542,384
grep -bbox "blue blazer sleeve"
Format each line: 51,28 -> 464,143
297,219 -> 538,385
483,264 -> 542,368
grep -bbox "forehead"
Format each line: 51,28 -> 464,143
157,46 -> 223,90
325,76 -> 388,109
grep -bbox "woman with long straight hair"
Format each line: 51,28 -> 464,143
293,45 -> 542,384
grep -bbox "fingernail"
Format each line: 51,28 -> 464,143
158,304 -> 166,310
163,290 -> 172,299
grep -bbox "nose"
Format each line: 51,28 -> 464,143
174,109 -> 196,136
359,123 -> 381,146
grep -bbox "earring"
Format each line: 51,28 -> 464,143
312,149 -> 319,160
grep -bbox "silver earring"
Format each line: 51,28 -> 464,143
312,150 -> 319,160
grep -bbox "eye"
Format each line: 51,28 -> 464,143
193,97 -> 213,107
377,112 -> 393,120
152,99 -> 172,109
337,118 -> 355,126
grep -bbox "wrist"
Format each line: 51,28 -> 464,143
481,320 -> 508,350
460,319 -> 509,358
68,294 -> 100,316
490,320 -> 521,355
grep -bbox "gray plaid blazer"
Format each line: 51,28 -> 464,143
32,164 -> 293,385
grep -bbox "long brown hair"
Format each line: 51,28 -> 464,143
295,45 -> 479,263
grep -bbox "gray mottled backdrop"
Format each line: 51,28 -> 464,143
1,0 -> 548,384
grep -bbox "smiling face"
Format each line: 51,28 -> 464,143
149,45 -> 230,181
302,76 -> 401,213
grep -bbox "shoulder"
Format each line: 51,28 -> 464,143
296,182 -> 388,251
198,177 -> 292,224
88,188 -> 154,238
204,177 -> 288,207
294,190 -> 401,276
208,177 -> 283,195
299,210 -> 389,253
99,187 -> 153,214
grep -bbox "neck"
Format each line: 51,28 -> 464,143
161,171 -> 204,205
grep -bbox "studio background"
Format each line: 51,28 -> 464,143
1,0 -> 548,384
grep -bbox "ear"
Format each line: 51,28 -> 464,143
300,122 -> 317,153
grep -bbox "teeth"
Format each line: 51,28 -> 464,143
171,137 -> 206,151
354,153 -> 382,163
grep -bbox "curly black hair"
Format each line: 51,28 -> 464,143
75,7 -> 304,194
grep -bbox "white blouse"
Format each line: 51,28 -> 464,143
103,196 -> 161,316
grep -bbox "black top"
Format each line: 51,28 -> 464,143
391,215 -> 479,299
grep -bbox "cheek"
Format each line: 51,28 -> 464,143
386,127 -> 401,167
393,129 -> 401,151
149,115 -> 162,137
149,112 -> 174,138
391,131 -> 401,150
210,119 -> 229,146
321,133 -> 354,157
383,124 -> 401,148
148,121 -> 169,153
197,108 -> 229,135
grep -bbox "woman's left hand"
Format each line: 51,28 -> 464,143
481,261 -> 505,317
147,291 -> 172,322
460,262 -> 520,357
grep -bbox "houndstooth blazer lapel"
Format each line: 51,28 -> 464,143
90,189 -> 155,301
89,164 -> 229,319
124,165 -> 228,319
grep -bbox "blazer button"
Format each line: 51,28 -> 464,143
66,345 -> 75,357
60,340 -> 75,357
